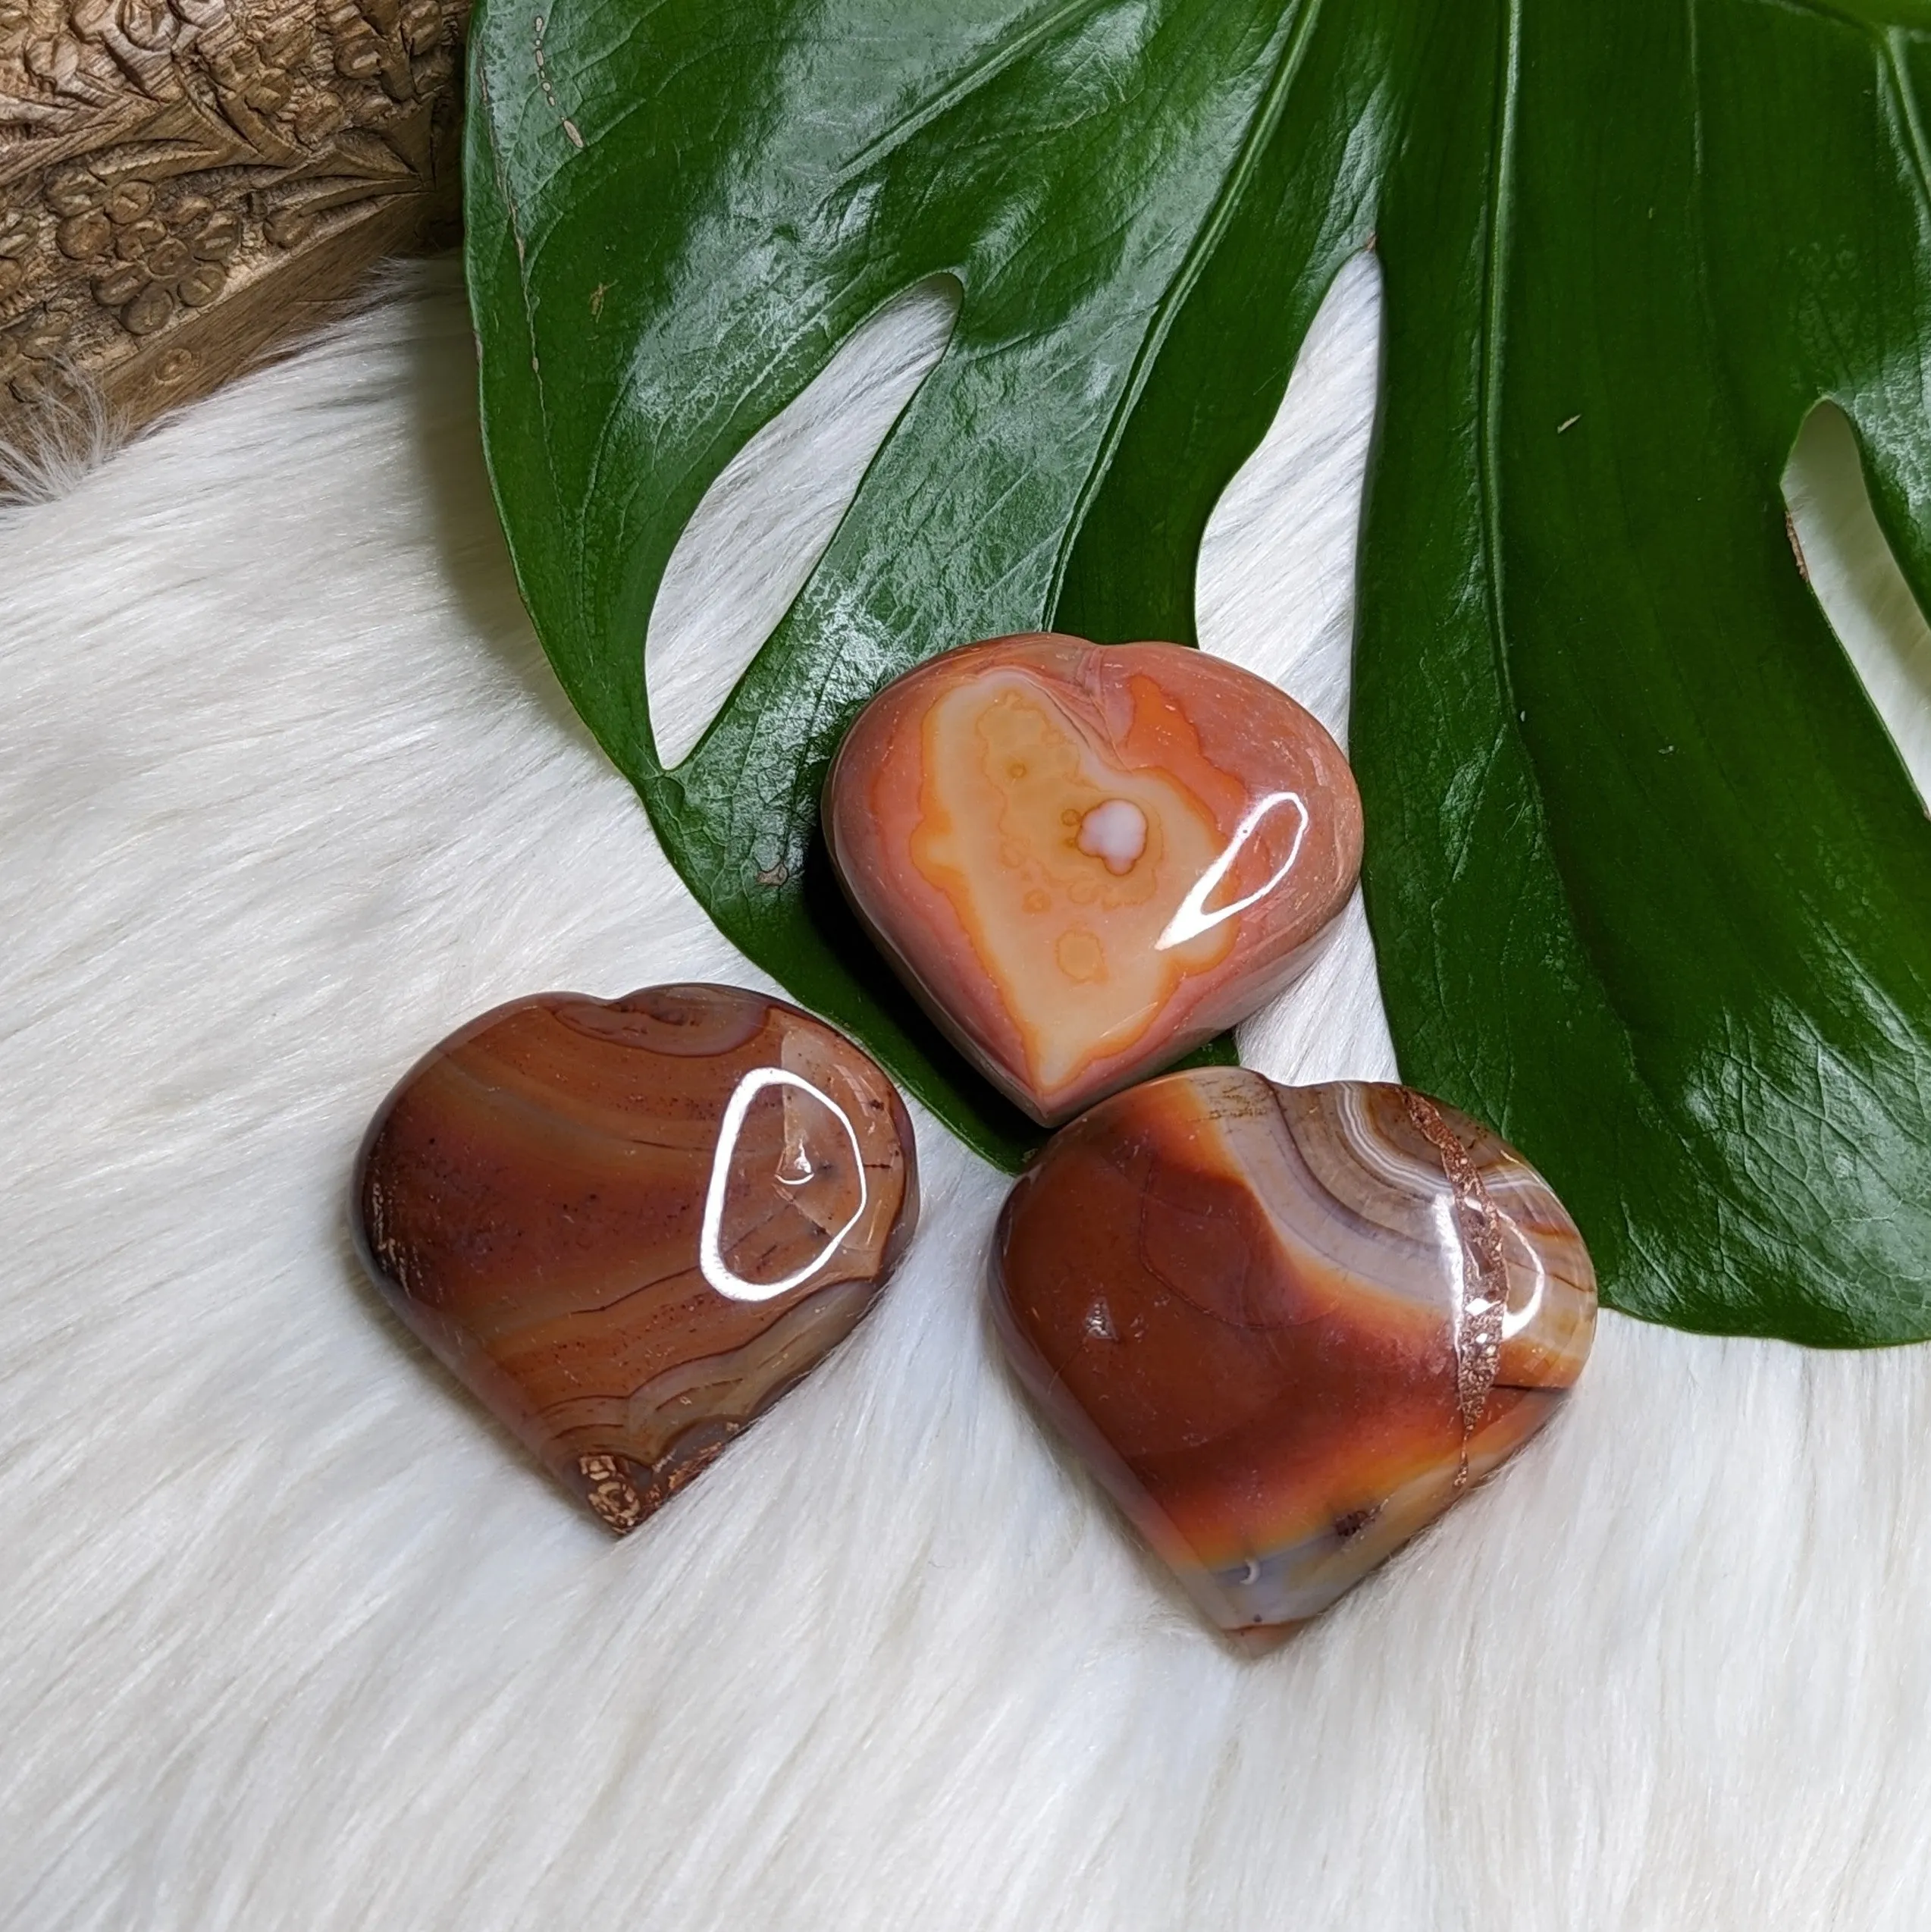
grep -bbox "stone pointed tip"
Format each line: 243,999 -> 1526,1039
1224,1620 -> 1300,1659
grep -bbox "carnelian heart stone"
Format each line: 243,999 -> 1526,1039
990,1068 -> 1596,1645
353,984 -> 919,1532
823,633 -> 1362,1126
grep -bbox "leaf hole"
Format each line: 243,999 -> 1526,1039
645,276 -> 961,770
1190,250 -> 1397,1089
1194,249 -> 1381,753
1782,400 -> 1931,809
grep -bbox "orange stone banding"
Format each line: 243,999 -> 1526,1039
825,634 -> 1363,1124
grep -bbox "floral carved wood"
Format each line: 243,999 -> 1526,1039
0,0 -> 466,441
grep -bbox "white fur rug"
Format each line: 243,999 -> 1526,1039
5,256 -> 1931,1932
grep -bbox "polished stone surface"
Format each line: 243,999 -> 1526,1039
823,633 -> 1362,1125
353,985 -> 919,1532
990,1068 -> 1596,1643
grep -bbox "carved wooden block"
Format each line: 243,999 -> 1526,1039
0,0 -> 467,445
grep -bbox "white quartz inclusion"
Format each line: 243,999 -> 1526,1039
1077,798 -> 1149,875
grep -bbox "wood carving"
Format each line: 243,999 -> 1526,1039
0,0 -> 466,444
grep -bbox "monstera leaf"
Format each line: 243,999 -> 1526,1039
466,0 -> 1931,1344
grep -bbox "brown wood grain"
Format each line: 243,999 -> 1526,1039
0,0 -> 468,448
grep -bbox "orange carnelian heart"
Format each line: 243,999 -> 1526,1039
824,634 -> 1362,1125
990,1069 -> 1597,1646
353,985 -> 919,1531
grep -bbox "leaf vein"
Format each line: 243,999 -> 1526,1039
1044,0 -> 1329,616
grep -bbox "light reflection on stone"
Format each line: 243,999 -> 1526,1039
1155,788 -> 1310,951
700,1067 -> 870,1303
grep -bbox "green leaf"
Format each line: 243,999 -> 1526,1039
466,0 -> 1931,1342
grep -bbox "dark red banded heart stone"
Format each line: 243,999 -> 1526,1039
353,984 -> 919,1532
990,1068 -> 1596,1645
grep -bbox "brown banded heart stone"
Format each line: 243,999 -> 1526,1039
989,1068 -> 1596,1645
823,633 -> 1362,1126
353,984 -> 919,1532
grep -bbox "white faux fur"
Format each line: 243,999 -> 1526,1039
4,256 -> 1931,1931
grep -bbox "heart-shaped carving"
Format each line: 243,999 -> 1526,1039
824,634 -> 1362,1126
989,1068 -> 1596,1645
353,984 -> 919,1531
